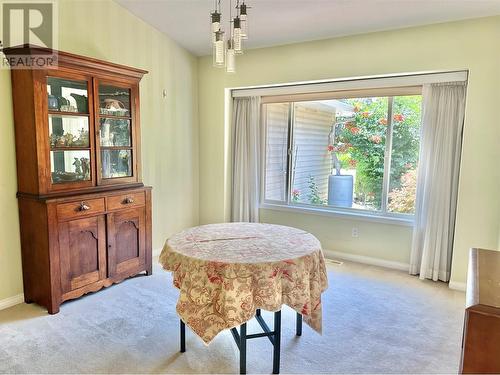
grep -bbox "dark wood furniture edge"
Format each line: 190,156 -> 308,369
3,44 -> 148,79
17,183 -> 151,201
466,304 -> 500,317
9,47 -> 152,315
460,248 -> 500,374
60,265 -> 150,303
17,186 -> 153,314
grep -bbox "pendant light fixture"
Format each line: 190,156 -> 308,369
213,29 -> 226,67
239,1 -> 248,39
210,0 -> 252,73
210,0 -> 221,43
233,15 -> 243,54
226,39 -> 236,73
226,0 -> 236,73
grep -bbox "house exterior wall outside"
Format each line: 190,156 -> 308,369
197,16 -> 500,286
265,103 -> 334,204
0,0 -> 199,301
264,103 -> 289,202
292,104 -> 333,204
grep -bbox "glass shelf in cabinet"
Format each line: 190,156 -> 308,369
49,114 -> 90,149
50,149 -> 91,184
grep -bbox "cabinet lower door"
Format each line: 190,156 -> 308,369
59,215 -> 107,293
107,207 -> 146,277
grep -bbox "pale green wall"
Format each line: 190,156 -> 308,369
0,0 -> 199,300
1,8 -> 498,302
197,16 -> 500,285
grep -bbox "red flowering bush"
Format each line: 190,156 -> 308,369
388,169 -> 418,213
393,113 -> 405,122
333,96 -> 421,209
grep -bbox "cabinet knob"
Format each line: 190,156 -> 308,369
124,197 -> 134,204
79,202 -> 90,211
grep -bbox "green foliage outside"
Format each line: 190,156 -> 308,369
307,175 -> 326,205
332,96 -> 422,212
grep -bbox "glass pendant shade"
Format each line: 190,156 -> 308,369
213,30 -> 226,67
233,17 -> 243,54
240,3 -> 248,39
211,11 -> 221,32
226,40 -> 236,73
210,11 -> 221,43
209,0 -> 252,73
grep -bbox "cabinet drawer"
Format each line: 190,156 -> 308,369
56,198 -> 106,221
107,191 -> 145,211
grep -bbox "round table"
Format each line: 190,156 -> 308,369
159,222 -> 328,373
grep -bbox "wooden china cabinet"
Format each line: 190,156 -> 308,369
5,46 -> 152,314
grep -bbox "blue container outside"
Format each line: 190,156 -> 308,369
328,175 -> 354,207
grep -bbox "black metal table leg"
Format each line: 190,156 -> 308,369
180,320 -> 186,353
229,309 -> 288,374
240,323 -> 247,374
296,312 -> 302,336
273,310 -> 281,374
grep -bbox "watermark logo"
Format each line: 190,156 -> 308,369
0,0 -> 58,69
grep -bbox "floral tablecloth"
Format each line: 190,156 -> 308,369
159,222 -> 328,344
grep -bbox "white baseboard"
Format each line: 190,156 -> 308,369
324,249 -> 466,292
448,281 -> 466,292
0,293 -> 24,311
323,249 -> 410,271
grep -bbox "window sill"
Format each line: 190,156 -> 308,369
260,203 -> 414,227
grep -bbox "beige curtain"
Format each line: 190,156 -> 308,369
231,97 -> 261,222
410,82 -> 467,282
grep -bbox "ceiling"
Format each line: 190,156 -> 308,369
116,0 -> 500,56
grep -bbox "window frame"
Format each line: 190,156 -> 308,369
260,86 -> 422,224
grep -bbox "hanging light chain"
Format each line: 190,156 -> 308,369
210,0 -> 251,73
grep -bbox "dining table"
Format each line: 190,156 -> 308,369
159,222 -> 328,374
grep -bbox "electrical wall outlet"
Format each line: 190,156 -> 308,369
352,227 -> 359,238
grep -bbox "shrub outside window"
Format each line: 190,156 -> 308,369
262,91 -> 422,217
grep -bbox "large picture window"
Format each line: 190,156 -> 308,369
262,90 -> 422,217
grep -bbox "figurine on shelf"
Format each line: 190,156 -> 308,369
80,157 -> 90,179
73,158 -> 82,176
73,128 -> 88,146
62,133 -> 75,147
49,134 -> 59,148
57,136 -> 66,147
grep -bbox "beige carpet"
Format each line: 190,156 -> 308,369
0,260 -> 465,374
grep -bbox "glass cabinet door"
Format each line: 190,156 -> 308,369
97,83 -> 134,182
99,118 -> 131,147
101,149 -> 132,179
47,76 -> 93,186
47,77 -> 89,114
98,84 -> 130,117
49,115 -> 91,183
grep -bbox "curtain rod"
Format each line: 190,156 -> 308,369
231,70 -> 468,98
